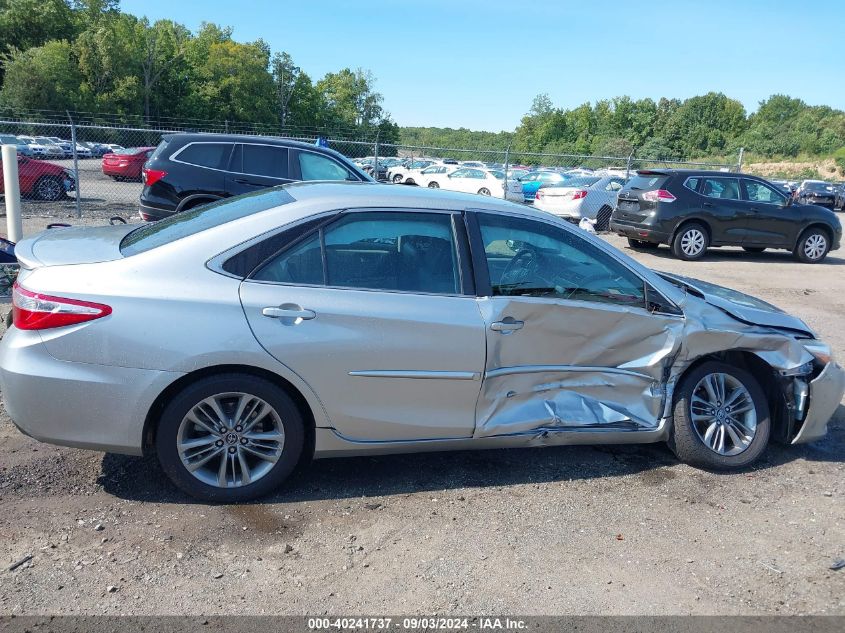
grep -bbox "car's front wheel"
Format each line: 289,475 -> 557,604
155,374 -> 305,502
669,361 -> 770,470
478,187 -> 491,196
392,174 -> 403,184
793,227 -> 830,263
428,181 -> 439,188
34,176 -> 65,201
671,223 -> 709,260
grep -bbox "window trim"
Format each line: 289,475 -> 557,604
169,141 -> 237,174
292,147 -> 363,182
245,207 -> 471,298
683,177 -> 701,194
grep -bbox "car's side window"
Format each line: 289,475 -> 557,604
684,177 -> 700,193
174,143 -> 232,170
466,169 -> 485,179
299,152 -> 356,181
701,177 -> 741,200
254,212 -> 461,295
450,169 -> 468,178
478,213 -> 646,308
744,179 -> 786,205
605,180 -> 623,191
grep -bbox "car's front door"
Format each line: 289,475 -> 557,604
239,210 -> 486,441
224,143 -> 293,195
740,178 -> 795,247
470,211 -> 684,438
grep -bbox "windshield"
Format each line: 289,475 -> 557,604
120,188 -> 295,256
805,182 -> 831,192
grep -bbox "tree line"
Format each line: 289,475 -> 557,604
0,0 -> 400,143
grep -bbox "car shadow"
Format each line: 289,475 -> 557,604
626,244 -> 845,266
97,405 -> 845,505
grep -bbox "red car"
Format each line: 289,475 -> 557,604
0,155 -> 75,201
102,147 -> 155,181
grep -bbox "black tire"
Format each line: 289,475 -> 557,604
155,373 -> 306,502
34,176 -> 65,201
627,238 -> 659,250
742,247 -> 766,253
428,181 -> 439,188
596,206 -> 613,232
671,222 -> 709,260
793,227 -> 831,263
478,187 -> 491,196
669,361 -> 770,470
392,174 -> 403,184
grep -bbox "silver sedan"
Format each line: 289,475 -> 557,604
1,182 -> 843,502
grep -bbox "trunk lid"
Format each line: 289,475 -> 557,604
616,171 -> 670,220
14,225 -> 135,269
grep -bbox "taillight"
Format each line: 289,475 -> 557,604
142,168 -> 167,186
642,189 -> 676,203
535,190 -> 544,200
572,190 -> 588,200
12,282 -> 112,330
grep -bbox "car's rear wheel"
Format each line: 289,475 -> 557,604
793,227 -> 830,263
478,187 -> 491,196
596,206 -> 613,232
669,361 -> 770,470
428,181 -> 439,189
391,174 -> 403,184
34,176 -> 65,201
742,247 -> 766,253
627,238 -> 659,250
155,374 -> 305,502
671,222 -> 709,260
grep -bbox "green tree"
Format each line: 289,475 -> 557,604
271,51 -> 300,128
0,40 -> 86,111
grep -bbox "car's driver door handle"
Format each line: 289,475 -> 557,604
491,318 -> 524,332
262,306 -> 317,320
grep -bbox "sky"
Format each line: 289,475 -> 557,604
120,0 -> 844,132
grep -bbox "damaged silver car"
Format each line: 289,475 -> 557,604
1,182 -> 843,502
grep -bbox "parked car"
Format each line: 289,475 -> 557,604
139,134 -> 372,221
518,171 -> 573,203
0,135 -> 33,157
0,154 -> 75,201
388,159 -> 435,184
835,183 -> 845,211
32,137 -> 66,159
794,180 -> 836,209
79,141 -> 112,158
415,164 -> 460,187
101,147 -> 156,182
2,183 -> 842,502
534,176 -> 625,230
423,166 -> 523,202
17,136 -> 50,159
611,170 -> 842,262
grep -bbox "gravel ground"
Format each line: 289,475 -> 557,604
0,215 -> 842,616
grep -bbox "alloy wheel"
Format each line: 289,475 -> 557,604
689,373 -> 757,456
803,234 -> 827,261
680,228 -> 706,257
36,177 -> 63,201
176,392 -> 285,488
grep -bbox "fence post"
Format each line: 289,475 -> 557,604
626,149 -> 635,180
66,111 -> 82,218
2,145 -> 23,243
736,147 -> 745,173
373,130 -> 380,181
502,144 -> 511,200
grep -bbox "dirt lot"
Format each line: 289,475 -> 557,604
0,214 -> 843,616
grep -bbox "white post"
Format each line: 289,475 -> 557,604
2,145 -> 23,243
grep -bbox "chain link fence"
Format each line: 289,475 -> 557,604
0,114 -> 742,221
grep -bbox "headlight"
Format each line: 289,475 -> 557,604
803,340 -> 833,365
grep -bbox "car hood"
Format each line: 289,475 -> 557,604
657,272 -> 815,337
14,224 -> 135,269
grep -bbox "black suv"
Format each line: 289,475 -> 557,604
610,169 -> 842,263
139,134 -> 372,220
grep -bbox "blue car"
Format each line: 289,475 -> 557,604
519,171 -> 573,202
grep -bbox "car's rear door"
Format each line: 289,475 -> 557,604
696,176 -> 752,244
740,178 -> 794,247
239,209 -> 486,442
468,211 -> 682,438
224,143 -> 293,195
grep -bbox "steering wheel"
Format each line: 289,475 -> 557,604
500,247 -> 546,292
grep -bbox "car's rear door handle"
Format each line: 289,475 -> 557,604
702,202 -> 714,208
491,318 -> 524,332
262,306 -> 316,320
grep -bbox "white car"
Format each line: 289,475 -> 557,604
17,136 -> 50,158
425,167 -> 523,202
388,159 -> 435,184
415,164 -> 459,187
533,176 -> 626,230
